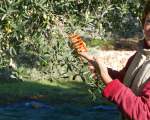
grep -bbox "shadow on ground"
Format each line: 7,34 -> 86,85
0,80 -> 120,120
0,80 -> 104,106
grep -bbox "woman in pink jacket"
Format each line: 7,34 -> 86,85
80,2 -> 150,120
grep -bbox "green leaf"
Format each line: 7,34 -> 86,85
9,47 -> 17,57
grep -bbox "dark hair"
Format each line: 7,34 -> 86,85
142,1 -> 150,26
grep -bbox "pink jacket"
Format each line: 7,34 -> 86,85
103,53 -> 150,120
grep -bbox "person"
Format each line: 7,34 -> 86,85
79,2 -> 150,120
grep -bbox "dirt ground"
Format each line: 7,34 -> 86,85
114,37 -> 139,50
89,37 -> 140,70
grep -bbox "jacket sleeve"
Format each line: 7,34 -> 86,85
102,79 -> 150,120
108,53 -> 136,82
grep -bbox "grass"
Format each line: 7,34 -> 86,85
0,80 -> 109,106
0,80 -> 120,120
86,39 -> 115,50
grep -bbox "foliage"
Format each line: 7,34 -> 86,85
86,38 -> 115,49
0,0 -> 88,82
0,0 -> 146,95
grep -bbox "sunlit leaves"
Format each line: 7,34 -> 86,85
0,0 -> 145,86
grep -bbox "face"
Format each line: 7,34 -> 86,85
144,12 -> 150,47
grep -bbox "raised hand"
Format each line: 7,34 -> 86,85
79,52 -> 112,85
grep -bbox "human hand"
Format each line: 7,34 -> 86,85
79,52 -> 112,85
93,57 -> 112,85
78,52 -> 99,79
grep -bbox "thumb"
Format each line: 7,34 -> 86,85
78,52 -> 94,61
93,57 -> 102,67
93,57 -> 107,72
